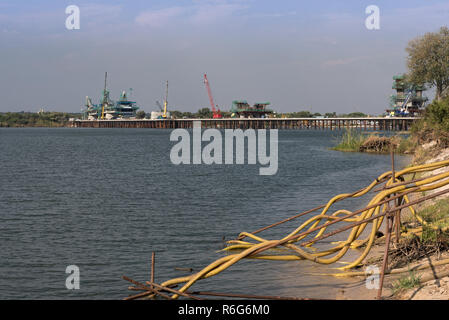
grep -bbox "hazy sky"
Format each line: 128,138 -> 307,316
0,0 -> 448,114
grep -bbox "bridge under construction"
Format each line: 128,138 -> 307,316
71,117 -> 416,131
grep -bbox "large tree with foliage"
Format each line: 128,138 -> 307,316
406,26 -> 449,101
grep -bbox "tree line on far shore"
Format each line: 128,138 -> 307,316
0,112 -> 81,127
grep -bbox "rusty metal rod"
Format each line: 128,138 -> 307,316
128,283 -> 178,292
239,204 -> 327,240
122,276 -> 171,300
249,187 -> 419,256
128,286 -> 146,291
145,281 -> 204,300
395,202 -> 402,244
239,179 -> 390,240
124,290 -> 155,300
377,212 -> 393,299
175,267 -> 194,272
390,149 -> 400,246
372,171 -> 444,192
391,149 -> 395,183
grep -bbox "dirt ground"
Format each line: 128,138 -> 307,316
399,276 -> 449,300
331,244 -> 449,300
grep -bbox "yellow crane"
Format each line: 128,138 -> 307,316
158,80 -> 169,119
162,80 -> 168,119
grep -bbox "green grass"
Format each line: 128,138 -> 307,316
395,136 -> 415,154
392,270 -> 421,294
419,198 -> 449,227
332,129 -> 367,152
417,198 -> 449,242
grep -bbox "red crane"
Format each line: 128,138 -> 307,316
203,73 -> 222,118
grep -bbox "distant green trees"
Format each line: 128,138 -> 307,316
0,112 -> 81,127
170,110 -> 183,118
167,106 -> 370,119
283,111 -> 314,118
282,111 -> 367,118
181,111 -> 195,118
170,110 -> 200,119
341,112 -> 368,118
136,110 -> 146,119
196,108 -> 213,118
171,108 -> 229,119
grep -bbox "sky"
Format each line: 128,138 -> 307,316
0,0 -> 448,115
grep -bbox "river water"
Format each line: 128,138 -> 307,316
0,128 -> 409,299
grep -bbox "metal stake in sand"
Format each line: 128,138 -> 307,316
391,148 -> 402,244
377,203 -> 394,300
377,148 -> 398,299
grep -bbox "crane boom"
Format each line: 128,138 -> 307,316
163,80 -> 168,118
204,74 -> 216,112
101,72 -> 108,120
203,74 -> 222,118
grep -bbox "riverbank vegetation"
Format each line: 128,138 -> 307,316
332,129 -> 412,154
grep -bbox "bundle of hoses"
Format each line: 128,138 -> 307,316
159,159 -> 449,299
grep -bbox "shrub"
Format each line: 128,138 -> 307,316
411,97 -> 449,147
332,129 -> 366,152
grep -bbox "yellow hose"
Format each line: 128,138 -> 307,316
159,159 -> 449,298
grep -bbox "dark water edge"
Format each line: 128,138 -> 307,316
0,128 -> 410,299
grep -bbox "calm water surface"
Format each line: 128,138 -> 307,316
0,128 -> 409,299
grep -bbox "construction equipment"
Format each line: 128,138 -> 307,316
82,73 -> 139,120
101,72 -> 108,120
157,81 -> 169,119
401,88 -> 414,112
163,80 -> 168,118
203,74 -> 222,118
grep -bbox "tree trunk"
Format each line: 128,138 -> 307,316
436,84 -> 443,101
